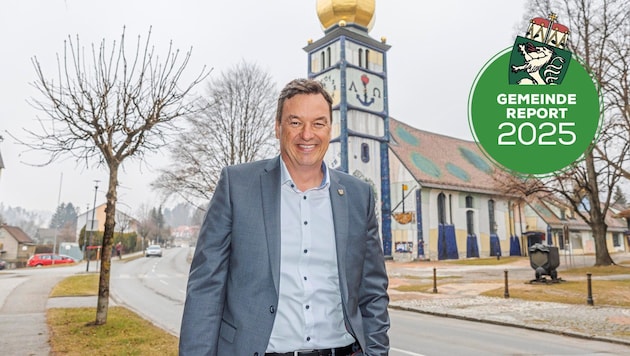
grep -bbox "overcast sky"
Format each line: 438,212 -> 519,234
0,0 -> 528,215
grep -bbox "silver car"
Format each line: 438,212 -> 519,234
145,245 -> 163,257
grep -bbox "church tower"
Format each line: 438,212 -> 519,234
304,0 -> 392,256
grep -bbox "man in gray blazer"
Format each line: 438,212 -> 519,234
180,79 -> 389,355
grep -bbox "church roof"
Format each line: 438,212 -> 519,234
388,117 -> 503,195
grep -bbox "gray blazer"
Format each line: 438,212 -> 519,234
179,156 -> 389,355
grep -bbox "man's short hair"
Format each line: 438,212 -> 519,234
275,78 -> 333,123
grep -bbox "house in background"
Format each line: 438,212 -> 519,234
0,224 -> 36,267
75,203 -> 139,242
524,196 -> 628,256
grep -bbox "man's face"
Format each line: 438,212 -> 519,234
275,93 -> 331,174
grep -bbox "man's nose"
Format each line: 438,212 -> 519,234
300,124 -> 315,139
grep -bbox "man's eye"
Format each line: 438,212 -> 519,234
289,121 -> 301,127
314,122 -> 326,128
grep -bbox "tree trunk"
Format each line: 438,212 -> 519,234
590,219 -> 613,266
94,165 -> 119,325
585,153 -> 614,266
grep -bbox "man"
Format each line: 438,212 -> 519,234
180,78 -> 389,355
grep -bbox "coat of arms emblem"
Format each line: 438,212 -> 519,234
509,13 -> 572,85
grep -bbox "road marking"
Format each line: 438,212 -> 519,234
391,348 -> 425,356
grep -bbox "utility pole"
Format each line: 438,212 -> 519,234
52,173 -> 63,255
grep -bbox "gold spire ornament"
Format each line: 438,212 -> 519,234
316,0 -> 376,32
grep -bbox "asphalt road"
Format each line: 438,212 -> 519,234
108,247 -> 630,355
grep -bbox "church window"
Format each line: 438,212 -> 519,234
466,210 -> 474,235
465,195 -> 473,208
437,193 -> 446,225
327,47 -> 331,67
358,48 -> 363,67
488,199 -> 496,234
321,51 -> 326,71
361,143 -> 370,163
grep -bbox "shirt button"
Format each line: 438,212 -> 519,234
269,306 -> 275,313
306,336 -> 311,342
303,196 -> 307,200
304,221 -> 308,225
305,305 -> 310,310
303,249 -> 308,254
303,276 -> 307,280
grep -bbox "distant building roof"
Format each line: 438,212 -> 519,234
1,224 -> 34,244
614,208 -> 630,219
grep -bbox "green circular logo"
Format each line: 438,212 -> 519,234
468,48 -> 602,175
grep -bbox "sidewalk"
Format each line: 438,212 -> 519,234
0,267 -> 73,355
0,263 -> 113,356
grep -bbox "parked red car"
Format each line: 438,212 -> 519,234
27,253 -> 76,267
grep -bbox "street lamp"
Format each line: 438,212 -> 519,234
86,180 -> 100,272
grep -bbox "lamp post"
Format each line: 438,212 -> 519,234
86,180 -> 99,272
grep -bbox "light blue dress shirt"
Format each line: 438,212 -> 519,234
267,160 -> 355,352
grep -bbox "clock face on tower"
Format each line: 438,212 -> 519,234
315,70 -> 340,106
346,67 -> 384,113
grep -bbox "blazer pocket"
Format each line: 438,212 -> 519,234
219,319 -> 236,343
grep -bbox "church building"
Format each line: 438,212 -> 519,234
304,0 -> 628,260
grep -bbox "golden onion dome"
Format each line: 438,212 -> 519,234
316,0 -> 375,32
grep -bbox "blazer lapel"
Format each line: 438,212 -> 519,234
329,171 -> 349,302
261,157 -> 282,295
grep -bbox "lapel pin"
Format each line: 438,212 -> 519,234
338,189 -> 344,196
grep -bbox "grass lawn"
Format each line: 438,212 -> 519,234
483,264 -> 630,307
48,307 -> 178,355
48,274 -> 179,355
50,273 -> 100,297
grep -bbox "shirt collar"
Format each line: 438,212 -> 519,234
280,157 -> 330,190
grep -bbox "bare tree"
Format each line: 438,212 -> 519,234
16,28 -> 209,325
514,0 -> 630,265
152,61 -> 278,208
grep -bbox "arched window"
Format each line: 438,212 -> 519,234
361,143 -> 370,163
437,193 -> 446,225
488,199 -> 496,234
321,51 -> 326,71
465,195 -> 473,208
466,210 -> 474,235
364,49 -> 370,69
